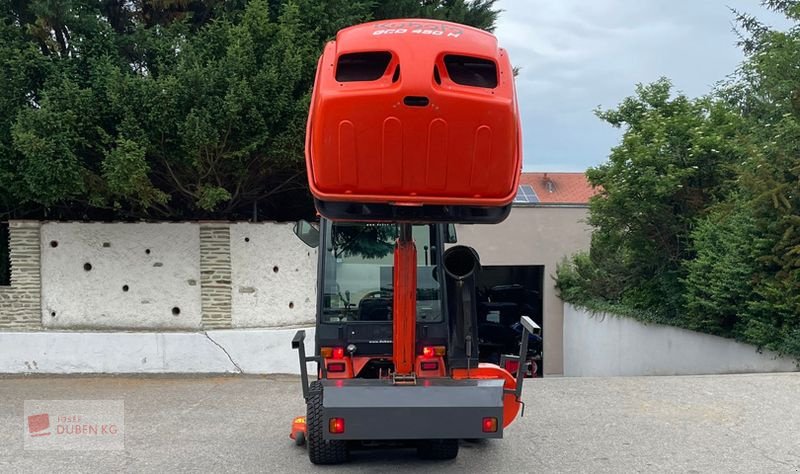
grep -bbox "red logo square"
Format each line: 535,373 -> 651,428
28,413 -> 51,436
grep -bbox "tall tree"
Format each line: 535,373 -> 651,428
0,0 -> 499,221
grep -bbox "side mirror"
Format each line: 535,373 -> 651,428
445,224 -> 458,244
293,220 -> 320,248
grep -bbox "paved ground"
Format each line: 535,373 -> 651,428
0,373 -> 798,473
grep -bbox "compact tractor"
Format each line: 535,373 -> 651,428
289,19 -> 537,464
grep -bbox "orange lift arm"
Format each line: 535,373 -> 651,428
392,224 -> 417,377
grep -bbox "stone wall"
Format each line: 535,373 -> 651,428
0,221 -> 41,329
200,224 -> 232,329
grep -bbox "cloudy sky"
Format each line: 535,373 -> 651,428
493,0 -> 790,172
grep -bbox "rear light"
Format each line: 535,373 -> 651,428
320,347 -> 345,359
420,361 -> 439,371
504,359 -> 520,373
421,346 -> 446,358
329,417 -> 345,434
482,417 -> 497,433
327,362 -> 346,373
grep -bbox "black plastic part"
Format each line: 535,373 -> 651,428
417,439 -> 459,460
403,96 -> 429,107
443,246 -> 481,369
292,330 -> 318,400
315,199 -> 511,224
307,381 -> 349,464
514,316 -> 538,400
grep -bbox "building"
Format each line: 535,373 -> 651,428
456,172 -> 595,375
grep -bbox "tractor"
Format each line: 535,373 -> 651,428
289,18 -> 537,464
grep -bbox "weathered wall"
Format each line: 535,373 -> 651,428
0,221 -> 41,329
563,304 -> 799,376
229,223 -> 316,328
455,206 -> 592,376
0,327 -> 316,374
40,223 -> 202,329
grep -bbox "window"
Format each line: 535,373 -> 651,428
321,223 -> 442,323
336,51 -> 393,82
444,55 -> 498,88
513,185 -> 539,204
0,223 -> 9,286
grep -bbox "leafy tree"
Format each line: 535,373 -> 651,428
566,79 -> 745,320
718,0 -> 800,354
0,0 -> 499,221
559,0 -> 800,357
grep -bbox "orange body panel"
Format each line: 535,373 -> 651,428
289,416 -> 306,441
305,19 -> 522,207
452,363 -> 521,428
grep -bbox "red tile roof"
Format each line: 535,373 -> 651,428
518,172 -> 597,205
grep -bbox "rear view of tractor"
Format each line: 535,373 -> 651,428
289,19 -> 537,464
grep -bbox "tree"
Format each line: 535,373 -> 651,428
570,79 -> 745,320
558,0 -> 800,357
0,0 -> 499,221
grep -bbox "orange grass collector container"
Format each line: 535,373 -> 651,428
305,19 -> 522,208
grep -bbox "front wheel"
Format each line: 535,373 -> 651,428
306,381 -> 348,464
417,439 -> 459,460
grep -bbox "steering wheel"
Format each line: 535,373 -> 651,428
358,289 -> 393,306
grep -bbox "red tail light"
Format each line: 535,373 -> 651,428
332,347 -> 345,359
329,417 -> 345,434
482,417 -> 497,433
422,346 -> 434,358
327,362 -> 346,373
504,359 -> 520,374
420,361 -> 439,371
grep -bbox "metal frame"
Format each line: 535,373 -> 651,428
292,330 -> 321,400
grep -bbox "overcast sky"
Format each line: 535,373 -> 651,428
493,0 -> 790,172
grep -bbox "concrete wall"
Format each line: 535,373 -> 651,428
455,206 -> 592,376
563,304 -> 799,376
41,223 -> 202,329
229,223 -> 317,328
0,327 -> 316,374
11,221 -> 318,331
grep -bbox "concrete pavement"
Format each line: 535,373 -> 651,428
0,373 -> 798,473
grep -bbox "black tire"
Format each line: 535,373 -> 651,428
417,439 -> 459,460
307,381 -> 348,464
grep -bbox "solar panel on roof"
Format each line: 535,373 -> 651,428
513,185 -> 539,203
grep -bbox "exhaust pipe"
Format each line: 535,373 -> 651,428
443,245 -> 481,369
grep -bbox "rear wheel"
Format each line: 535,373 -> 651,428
307,381 -> 348,464
417,439 -> 459,460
